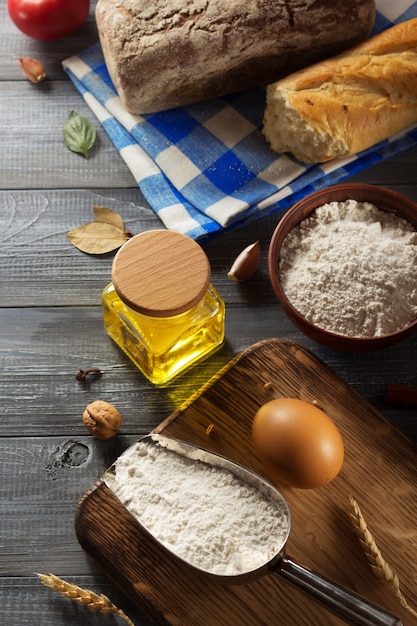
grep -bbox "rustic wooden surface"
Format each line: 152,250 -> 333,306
1,3 -> 417,625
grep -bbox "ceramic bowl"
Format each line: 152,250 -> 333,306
268,183 -> 417,351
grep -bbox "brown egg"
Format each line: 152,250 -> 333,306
252,398 -> 344,489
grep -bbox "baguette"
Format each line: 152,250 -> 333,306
96,0 -> 375,114
262,18 -> 417,163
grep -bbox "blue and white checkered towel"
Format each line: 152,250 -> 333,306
63,1 -> 417,240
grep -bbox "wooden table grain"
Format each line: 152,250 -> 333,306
1,4 -> 416,625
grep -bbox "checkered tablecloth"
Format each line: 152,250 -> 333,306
63,1 -> 417,240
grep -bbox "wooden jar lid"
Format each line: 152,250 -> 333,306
112,230 -> 211,317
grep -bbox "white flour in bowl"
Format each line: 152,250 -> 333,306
109,440 -> 289,576
279,200 -> 417,337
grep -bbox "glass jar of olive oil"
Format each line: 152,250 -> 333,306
102,230 -> 225,385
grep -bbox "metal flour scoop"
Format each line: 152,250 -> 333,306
105,434 -> 403,626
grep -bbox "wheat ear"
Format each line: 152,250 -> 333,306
36,573 -> 135,626
349,495 -> 417,618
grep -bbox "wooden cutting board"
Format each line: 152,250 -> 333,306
75,339 -> 417,625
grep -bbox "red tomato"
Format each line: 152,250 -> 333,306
7,0 -> 90,41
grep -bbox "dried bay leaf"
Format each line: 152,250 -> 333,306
68,221 -> 130,254
68,206 -> 134,254
63,111 -> 97,159
93,206 -> 125,230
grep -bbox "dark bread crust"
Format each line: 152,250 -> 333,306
96,0 -> 376,114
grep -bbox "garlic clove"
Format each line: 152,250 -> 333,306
18,57 -> 46,83
228,241 -> 261,281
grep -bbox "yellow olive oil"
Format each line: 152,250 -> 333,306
102,282 -> 224,385
102,230 -> 225,385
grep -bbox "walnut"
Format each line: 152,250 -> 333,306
82,400 -> 122,439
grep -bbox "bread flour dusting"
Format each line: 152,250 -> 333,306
279,200 -> 417,337
110,440 -> 289,576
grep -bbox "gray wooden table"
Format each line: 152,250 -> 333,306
1,4 -> 417,625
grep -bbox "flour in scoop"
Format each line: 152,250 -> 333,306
110,440 -> 289,576
279,200 -> 417,337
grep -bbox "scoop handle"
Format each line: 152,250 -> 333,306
274,555 -> 403,626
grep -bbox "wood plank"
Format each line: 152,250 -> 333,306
0,82 -> 137,190
1,306 -> 417,437
0,186 -> 295,307
0,189 -> 157,305
1,435 -> 139,576
2,185 -> 417,306
75,339 -> 417,625
0,576 -> 154,626
349,146 -> 417,186
0,305 -> 292,436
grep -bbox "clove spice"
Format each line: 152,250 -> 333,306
75,367 -> 102,381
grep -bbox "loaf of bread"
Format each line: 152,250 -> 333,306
95,0 -> 375,114
263,18 -> 417,163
